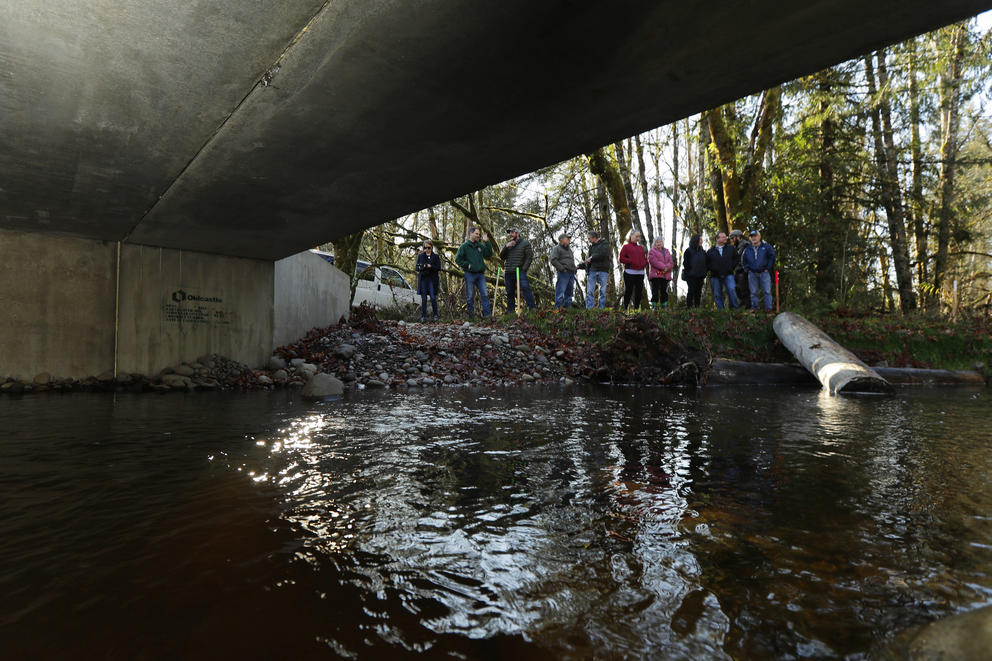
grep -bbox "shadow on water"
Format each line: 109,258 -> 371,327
1,386 -> 990,658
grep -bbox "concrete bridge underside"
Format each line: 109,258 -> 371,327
4,0 -> 991,260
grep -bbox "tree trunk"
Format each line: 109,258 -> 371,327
587,147 -> 633,241
706,113 -> 730,234
614,141 -> 642,236
671,122 -> 680,261
331,230 -> 365,303
815,73 -> 843,299
633,134 -> 655,245
773,312 -> 893,394
933,24 -> 967,297
908,38 -> 929,293
865,52 -> 916,312
706,88 -> 780,232
706,105 -> 741,234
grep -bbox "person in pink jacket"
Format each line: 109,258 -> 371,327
647,237 -> 674,309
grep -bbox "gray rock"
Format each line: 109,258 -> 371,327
443,375 -> 459,384
115,372 -> 133,384
414,351 -> 429,361
521,374 -> 535,382
556,350 -> 565,358
97,370 -> 116,382
378,372 -> 390,381
174,364 -> 195,377
462,322 -> 471,329
268,356 -> 287,370
405,367 -> 419,374
366,379 -> 386,388
300,363 -> 318,375
33,372 -> 51,385
161,374 -> 190,389
881,604 -> 992,660
193,378 -> 219,389
290,358 -> 307,368
342,372 -> 357,382
257,375 -> 274,385
336,344 -> 357,359
406,378 -> 420,387
301,373 -> 344,398
273,369 -> 289,380
422,377 -> 435,386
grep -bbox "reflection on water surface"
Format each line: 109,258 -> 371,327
1,387 -> 990,658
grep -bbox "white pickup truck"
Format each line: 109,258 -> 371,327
311,250 -> 419,310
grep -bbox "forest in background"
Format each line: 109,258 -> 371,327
325,18 -> 992,317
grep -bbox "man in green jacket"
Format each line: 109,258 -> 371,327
499,228 -> 537,312
454,227 -> 493,317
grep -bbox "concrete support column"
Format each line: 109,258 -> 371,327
1,229 -> 350,382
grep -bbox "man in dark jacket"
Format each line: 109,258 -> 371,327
549,234 -> 577,309
582,231 -> 611,308
500,228 -> 537,312
742,230 -> 776,310
728,229 -> 750,309
706,231 -> 739,309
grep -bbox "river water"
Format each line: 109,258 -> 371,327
1,386 -> 990,659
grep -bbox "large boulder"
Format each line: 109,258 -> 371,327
301,373 -> 344,399
879,605 -> 992,660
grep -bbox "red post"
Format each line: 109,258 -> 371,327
775,270 -> 780,313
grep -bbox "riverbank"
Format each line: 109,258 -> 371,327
2,306 -> 988,394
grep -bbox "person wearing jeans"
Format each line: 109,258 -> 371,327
582,230 -> 611,309
454,227 -> 493,316
550,234 -> 577,309
500,227 -> 537,312
705,231 -> 739,309
415,241 -> 442,321
742,230 -> 776,310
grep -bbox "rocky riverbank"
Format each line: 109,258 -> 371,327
271,305 -> 707,391
0,307 -> 709,395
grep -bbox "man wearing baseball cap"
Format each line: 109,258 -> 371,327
549,233 -> 577,309
741,229 -> 776,310
499,227 -> 537,312
727,229 -> 749,309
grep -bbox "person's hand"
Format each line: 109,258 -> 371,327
505,240 -> 516,248
481,232 -> 488,241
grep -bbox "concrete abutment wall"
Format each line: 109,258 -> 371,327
0,229 -> 349,381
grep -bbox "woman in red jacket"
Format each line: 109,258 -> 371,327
618,230 -> 648,310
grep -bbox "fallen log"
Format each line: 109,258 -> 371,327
706,359 -> 986,388
772,312 -> 894,394
876,366 -> 987,386
706,359 -> 817,386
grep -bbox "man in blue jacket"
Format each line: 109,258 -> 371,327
742,230 -> 776,310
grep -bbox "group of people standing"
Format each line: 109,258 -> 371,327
414,224 -> 777,320
680,229 -> 777,310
